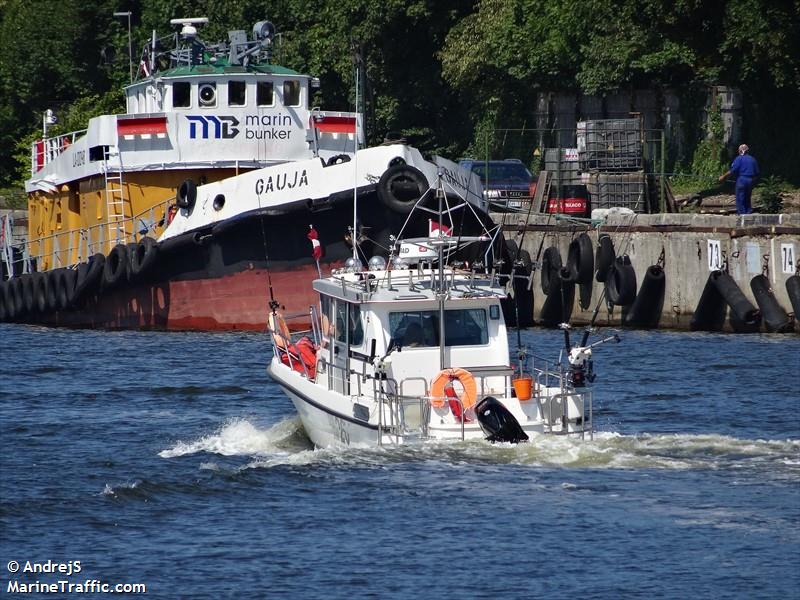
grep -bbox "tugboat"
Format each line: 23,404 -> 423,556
0,18 -> 485,330
266,174 -> 617,447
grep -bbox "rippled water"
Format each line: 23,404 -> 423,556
1,325 -> 798,598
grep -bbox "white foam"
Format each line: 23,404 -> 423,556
159,418 -> 302,458
159,418 -> 799,474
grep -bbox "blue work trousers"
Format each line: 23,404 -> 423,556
735,177 -> 754,214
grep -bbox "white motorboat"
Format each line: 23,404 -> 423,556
266,174 -> 615,447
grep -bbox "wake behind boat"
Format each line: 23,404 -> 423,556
0,17 -> 486,330
266,175 -> 617,447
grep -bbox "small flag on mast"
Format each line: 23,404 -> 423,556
429,220 -> 452,236
308,225 -> 323,278
307,225 -> 323,260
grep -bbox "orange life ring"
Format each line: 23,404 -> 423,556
268,312 -> 292,349
430,368 -> 477,410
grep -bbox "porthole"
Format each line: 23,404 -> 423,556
213,194 -> 225,211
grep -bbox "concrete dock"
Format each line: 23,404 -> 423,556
500,212 -> 800,332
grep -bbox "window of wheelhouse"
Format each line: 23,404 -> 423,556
228,81 -> 246,106
334,301 -> 363,347
389,309 -> 488,348
283,80 -> 300,106
172,82 -> 190,108
256,81 -> 274,106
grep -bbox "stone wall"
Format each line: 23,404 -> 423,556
503,212 -> 800,332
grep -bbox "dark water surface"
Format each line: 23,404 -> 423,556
1,325 -> 798,598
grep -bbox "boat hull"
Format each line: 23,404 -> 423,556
5,181 -> 493,329
268,363 -> 385,447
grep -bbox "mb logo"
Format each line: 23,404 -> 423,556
186,115 -> 240,139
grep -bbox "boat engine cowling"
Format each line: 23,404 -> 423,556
475,397 -> 529,444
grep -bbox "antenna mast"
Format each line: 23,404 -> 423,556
351,44 -> 360,261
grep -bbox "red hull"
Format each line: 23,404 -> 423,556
43,264 -> 323,331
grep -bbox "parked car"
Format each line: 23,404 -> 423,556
458,158 -> 534,211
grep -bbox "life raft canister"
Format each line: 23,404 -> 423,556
430,368 -> 477,421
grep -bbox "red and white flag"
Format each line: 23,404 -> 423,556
429,220 -> 452,236
307,225 -> 323,260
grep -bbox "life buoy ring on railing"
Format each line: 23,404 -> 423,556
430,368 -> 478,412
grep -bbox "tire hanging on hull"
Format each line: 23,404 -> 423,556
56,269 -> 76,311
9,275 -> 26,320
130,237 -> 159,282
624,265 -> 666,329
0,281 -> 9,321
34,272 -> 49,313
45,269 -> 62,312
72,254 -> 105,305
750,275 -> 793,333
103,244 -> 129,289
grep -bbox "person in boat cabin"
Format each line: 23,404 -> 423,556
402,322 -> 424,347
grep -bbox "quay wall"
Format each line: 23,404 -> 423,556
499,212 -> 800,332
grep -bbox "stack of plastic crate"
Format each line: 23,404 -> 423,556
578,119 -> 648,213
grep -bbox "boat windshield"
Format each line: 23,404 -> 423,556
389,309 -> 487,348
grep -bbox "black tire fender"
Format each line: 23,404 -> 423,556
73,254 -> 105,302
46,269 -> 62,311
11,277 -> 25,317
541,246 -> 563,295
326,154 -> 351,166
177,179 -> 197,210
595,234 -> 616,282
103,244 -> 129,289
34,272 -> 49,313
0,282 -> 8,321
22,274 -> 36,313
605,256 -> 637,306
377,165 -> 428,214
57,269 -> 77,310
130,237 -> 159,280
567,233 -> 594,284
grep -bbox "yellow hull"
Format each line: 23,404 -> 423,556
26,168 -> 242,271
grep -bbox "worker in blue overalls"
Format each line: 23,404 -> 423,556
719,144 -> 760,214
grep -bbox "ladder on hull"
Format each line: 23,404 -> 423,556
103,145 -> 127,251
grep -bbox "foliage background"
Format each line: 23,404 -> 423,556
0,0 -> 798,188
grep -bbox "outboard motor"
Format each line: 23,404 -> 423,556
475,397 -> 529,443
